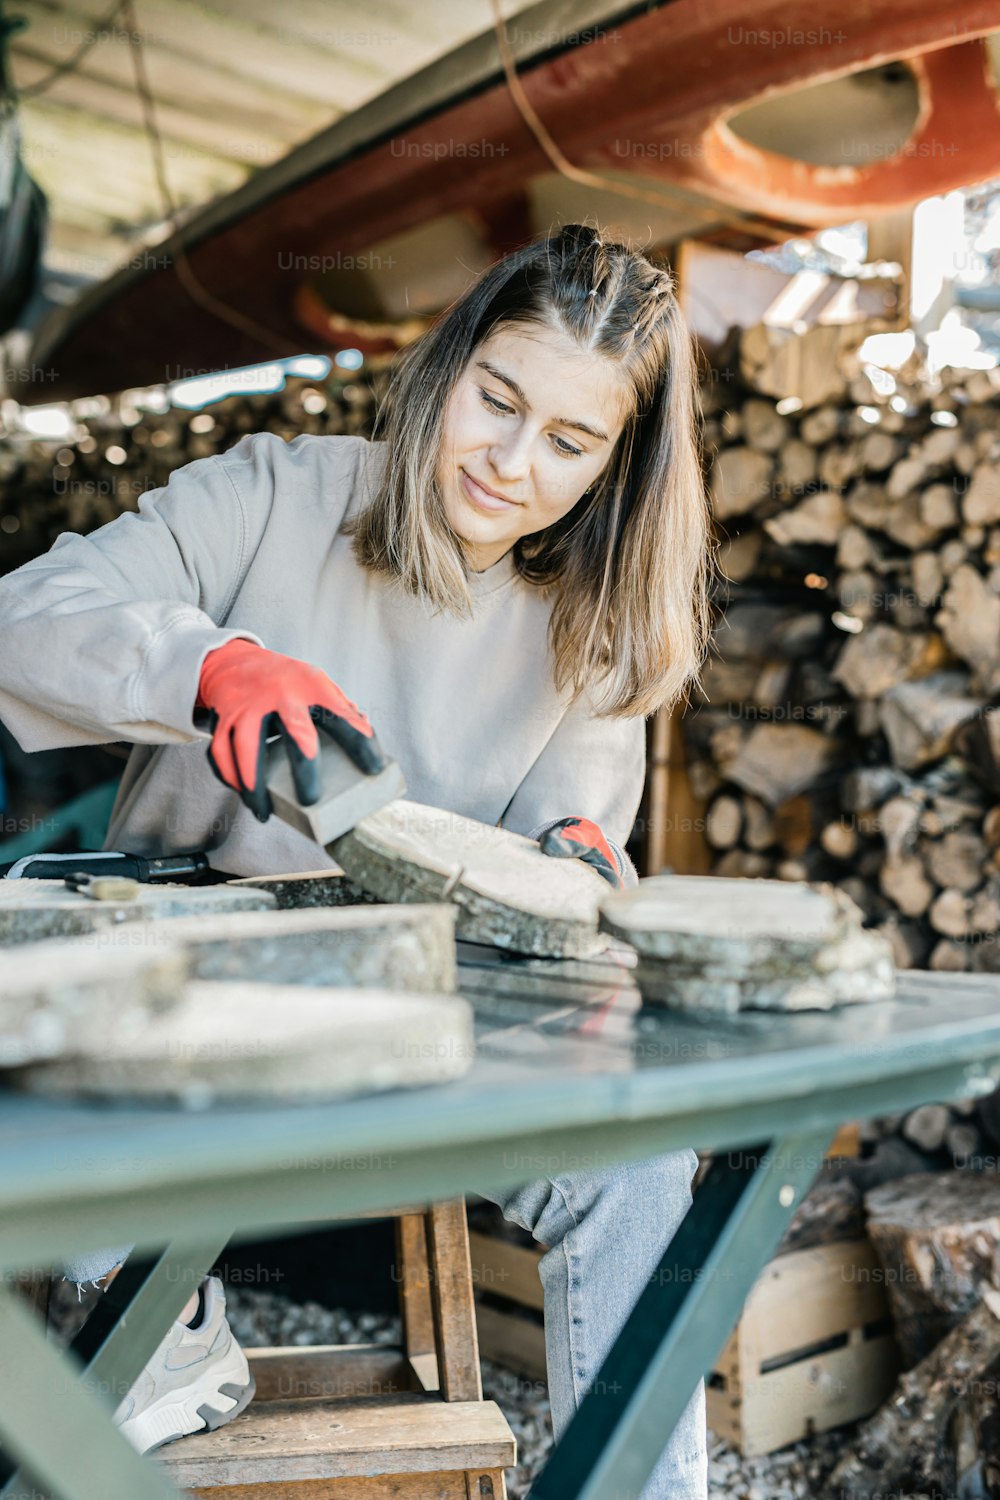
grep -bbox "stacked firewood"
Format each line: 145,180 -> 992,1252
0,368 -> 390,575
693,327 -> 1000,974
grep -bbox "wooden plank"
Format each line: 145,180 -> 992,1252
397,1214 -> 438,1381
189,1469 -> 479,1498
157,1398 -> 515,1487
466,1474 -> 506,1500
408,1353 -> 440,1393
738,1239 -> 892,1371
473,1304 -> 546,1384
244,1345 -> 418,1402
644,708 -> 672,877
735,1333 -> 900,1457
466,1475 -> 514,1499
656,714 -> 713,877
468,1232 -> 543,1312
425,1202 -> 482,1403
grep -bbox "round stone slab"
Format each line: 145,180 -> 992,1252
12,981 -> 475,1106
0,880 -> 277,947
0,942 -> 190,1067
227,871 -> 380,909
599,874 -> 895,1010
331,801 -> 611,959
89,903 -> 457,993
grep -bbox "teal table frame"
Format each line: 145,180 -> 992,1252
2,951 -> 1000,1500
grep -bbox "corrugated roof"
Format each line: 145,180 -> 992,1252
11,0 -> 543,279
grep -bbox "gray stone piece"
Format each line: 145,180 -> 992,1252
599,874 -> 896,1013
12,981 -> 475,1106
0,880 -> 277,947
331,800 -> 610,959
227,871 -> 381,909
0,942 -> 190,1066
108,904 -> 457,993
267,736 -> 407,845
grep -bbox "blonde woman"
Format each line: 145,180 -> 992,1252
0,222 -> 713,1497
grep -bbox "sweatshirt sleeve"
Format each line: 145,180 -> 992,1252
0,438 -> 271,753
499,684 -> 647,888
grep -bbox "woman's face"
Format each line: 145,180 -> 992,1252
437,322 -> 632,571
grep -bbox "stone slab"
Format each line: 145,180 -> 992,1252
11,980 -> 474,1106
331,801 -> 609,959
0,942 -> 190,1066
227,871 -> 381,909
267,736 -> 407,844
599,874 -> 896,1012
0,880 -> 276,947
92,904 -> 457,993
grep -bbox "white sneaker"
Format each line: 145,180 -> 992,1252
113,1276 -> 255,1454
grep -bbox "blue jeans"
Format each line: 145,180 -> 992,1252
63,1147 -> 707,1500
478,1147 -> 707,1500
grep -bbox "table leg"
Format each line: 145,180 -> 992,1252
527,1127 -> 835,1500
0,1234 -> 229,1500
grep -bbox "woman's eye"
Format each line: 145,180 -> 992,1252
479,388 -> 513,415
553,435 -> 583,458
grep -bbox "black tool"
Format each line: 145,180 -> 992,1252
0,850 -> 214,881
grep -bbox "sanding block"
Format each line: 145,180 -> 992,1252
266,735 -> 406,847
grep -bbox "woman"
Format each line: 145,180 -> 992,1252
0,221 -> 713,1497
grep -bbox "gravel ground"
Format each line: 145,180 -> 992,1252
49,1277 -> 918,1497
220,1285 -> 858,1499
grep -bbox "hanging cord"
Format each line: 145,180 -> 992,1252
16,0 -> 127,97
120,0 -> 292,355
487,0 -> 797,246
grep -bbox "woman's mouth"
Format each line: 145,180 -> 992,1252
461,468 -> 521,513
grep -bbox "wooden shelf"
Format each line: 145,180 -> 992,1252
157,1347 -> 514,1492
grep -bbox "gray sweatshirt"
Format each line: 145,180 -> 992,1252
0,432 -> 645,882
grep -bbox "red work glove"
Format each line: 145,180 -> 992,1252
537,816 -> 623,889
195,639 -> 387,823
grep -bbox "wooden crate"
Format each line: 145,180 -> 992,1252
468,1223 -> 900,1458
469,1230 -> 546,1382
708,1237 -> 901,1456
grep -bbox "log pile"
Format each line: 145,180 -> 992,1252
0,367 -> 389,576
692,326 -> 1000,976
822,1172 -> 1000,1500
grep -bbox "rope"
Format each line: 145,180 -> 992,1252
121,0 -> 292,356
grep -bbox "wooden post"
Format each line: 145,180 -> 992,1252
644,710 -> 712,877
425,1202 -> 482,1403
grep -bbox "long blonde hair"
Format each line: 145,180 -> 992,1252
346,220 -> 714,718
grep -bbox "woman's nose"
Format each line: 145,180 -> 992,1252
489,431 -> 531,480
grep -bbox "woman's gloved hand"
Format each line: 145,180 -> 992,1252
195,639 -> 387,822
537,816 -> 623,888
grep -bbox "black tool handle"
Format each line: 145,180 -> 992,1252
1,850 -> 213,881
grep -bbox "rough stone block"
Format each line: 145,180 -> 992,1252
11,981 -> 474,1105
92,904 -> 457,993
0,880 -> 276,947
227,871 -> 381,909
0,942 -> 190,1066
267,736 -> 407,844
599,874 -> 896,1013
332,801 -> 609,959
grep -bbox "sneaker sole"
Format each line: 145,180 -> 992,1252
121,1351 -> 256,1455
